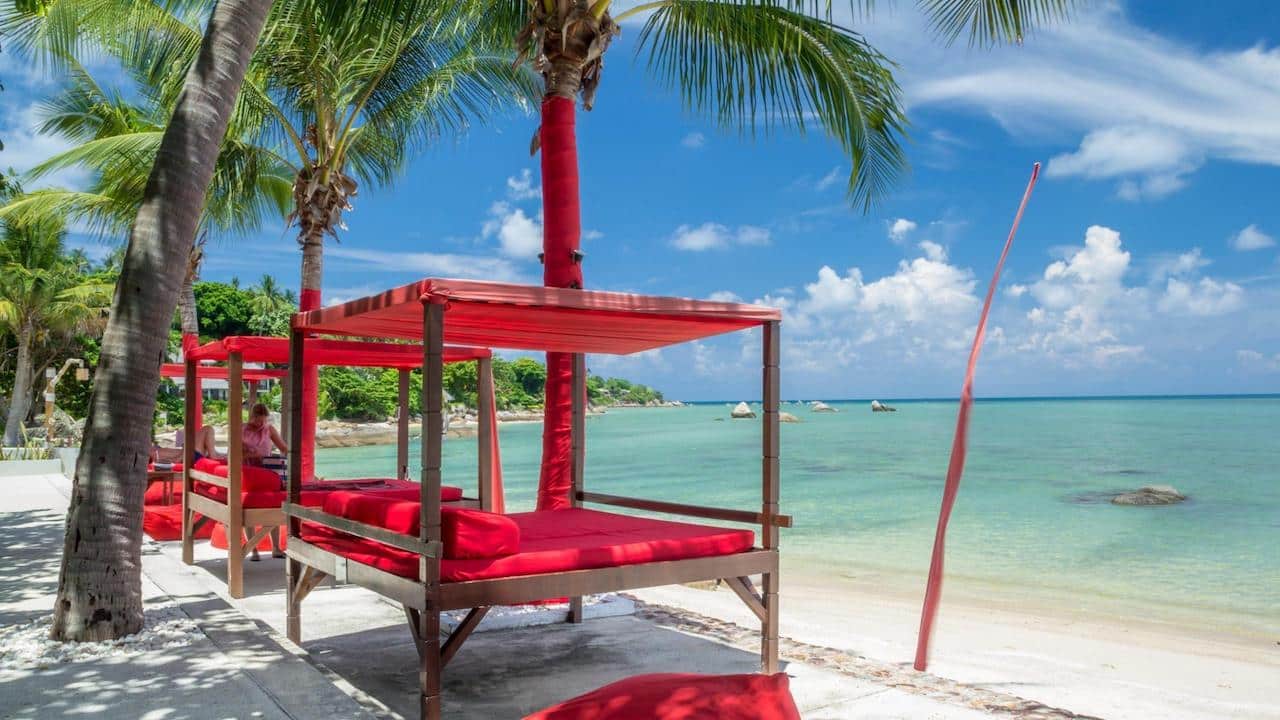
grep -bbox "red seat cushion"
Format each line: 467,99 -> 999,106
524,673 -> 800,720
323,492 -> 421,535
300,508 -> 754,582
440,507 -> 520,559
193,458 -> 281,493
191,478 -> 459,509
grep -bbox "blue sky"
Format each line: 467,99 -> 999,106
3,1 -> 1279,400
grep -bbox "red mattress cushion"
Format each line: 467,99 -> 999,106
317,494 -> 520,559
300,508 -> 755,583
192,479 -> 460,509
193,458 -> 280,492
441,507 -> 520,559
524,673 -> 800,720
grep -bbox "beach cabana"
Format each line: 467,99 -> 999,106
281,278 -> 789,720
180,335 -> 502,598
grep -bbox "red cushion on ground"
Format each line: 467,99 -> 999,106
143,505 -> 213,542
524,673 -> 800,720
441,506 -> 520,559
300,508 -> 755,582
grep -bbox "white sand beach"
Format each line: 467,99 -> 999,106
633,575 -> 1280,720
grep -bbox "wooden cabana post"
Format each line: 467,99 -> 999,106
477,357 -> 494,511
227,351 -> 245,599
397,369 -> 411,480
761,320 -> 781,673
181,357 -> 197,565
285,329 -> 305,643
420,301 -> 445,720
568,352 -> 586,623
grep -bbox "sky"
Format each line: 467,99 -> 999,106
2,1 -> 1280,401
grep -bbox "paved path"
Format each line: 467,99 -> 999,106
0,473 -> 1041,718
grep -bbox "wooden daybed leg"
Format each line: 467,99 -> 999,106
182,359 -> 196,566
761,572 -> 780,673
227,352 -> 245,599
420,606 -> 441,720
568,597 -> 584,624
567,353 -> 586,625
440,606 -> 489,668
724,576 -> 768,623
404,606 -> 423,658
286,557 -> 302,644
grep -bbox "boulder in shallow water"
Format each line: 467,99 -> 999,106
811,401 -> 837,413
870,400 -> 896,412
779,412 -> 800,423
730,402 -> 756,419
1111,485 -> 1187,506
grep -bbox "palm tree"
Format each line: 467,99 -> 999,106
0,191 -> 112,446
0,56 -> 293,351
500,0 -> 1076,509
49,0 -> 273,643
250,273 -> 289,315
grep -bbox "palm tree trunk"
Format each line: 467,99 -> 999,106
50,0 -> 273,642
2,324 -> 35,446
297,234 -> 322,482
536,91 -> 583,511
179,247 -> 203,430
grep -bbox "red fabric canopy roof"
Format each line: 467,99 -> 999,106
185,336 -> 491,367
160,363 -> 285,381
292,278 -> 780,354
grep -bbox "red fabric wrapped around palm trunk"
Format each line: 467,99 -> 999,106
537,95 -> 583,511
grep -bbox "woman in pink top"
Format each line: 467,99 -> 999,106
241,403 -> 287,463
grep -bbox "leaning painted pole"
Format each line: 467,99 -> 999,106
914,163 -> 1041,671
536,95 -> 582,510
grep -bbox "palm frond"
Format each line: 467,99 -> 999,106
635,0 -> 907,209
919,0 -> 1076,46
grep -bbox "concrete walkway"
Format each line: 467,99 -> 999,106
1,473 -> 1041,719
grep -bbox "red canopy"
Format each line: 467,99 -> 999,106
160,364 -> 286,381
292,278 -> 781,353
185,336 -> 492,367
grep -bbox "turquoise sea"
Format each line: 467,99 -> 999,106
316,396 -> 1280,639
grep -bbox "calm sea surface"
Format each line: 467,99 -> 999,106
316,397 -> 1280,638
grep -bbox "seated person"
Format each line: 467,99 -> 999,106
191,403 -> 288,466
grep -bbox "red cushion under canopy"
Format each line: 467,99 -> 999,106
524,673 -> 800,720
300,508 -> 755,582
193,478 -> 461,509
320,492 -> 520,559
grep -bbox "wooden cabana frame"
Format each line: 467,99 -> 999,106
281,279 -> 788,720
179,336 -> 499,599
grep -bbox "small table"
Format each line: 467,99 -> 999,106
147,468 -> 181,505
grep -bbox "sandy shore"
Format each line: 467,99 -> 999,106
632,573 -> 1279,719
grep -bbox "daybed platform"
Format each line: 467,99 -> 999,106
179,335 -> 502,598
281,278 -> 787,720
297,506 -> 756,584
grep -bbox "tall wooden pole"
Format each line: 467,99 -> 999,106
761,321 -> 781,673
285,330 -> 306,644
397,369 -> 411,480
420,302 -> 445,720
227,352 -> 245,599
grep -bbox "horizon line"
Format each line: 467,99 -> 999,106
676,392 -> 1280,404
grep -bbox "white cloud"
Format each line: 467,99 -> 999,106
1237,349 -> 1280,372
482,202 -> 542,259
0,105 -> 90,189
583,229 -> 605,241
1149,247 -> 1210,282
1157,277 -> 1245,317
1230,224 -> 1275,251
326,246 -> 523,281
887,218 -> 917,243
918,240 -> 947,262
670,223 -> 771,251
707,290 -> 743,303
1006,284 -> 1028,298
681,132 -> 706,149
889,4 -> 1280,200
815,167 -> 842,191
505,169 -> 541,200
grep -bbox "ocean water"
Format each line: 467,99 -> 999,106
316,397 -> 1280,638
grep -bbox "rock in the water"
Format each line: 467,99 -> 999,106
1111,485 -> 1187,506
811,401 -> 837,413
870,400 -> 896,412
779,412 -> 800,423
730,402 -> 756,419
